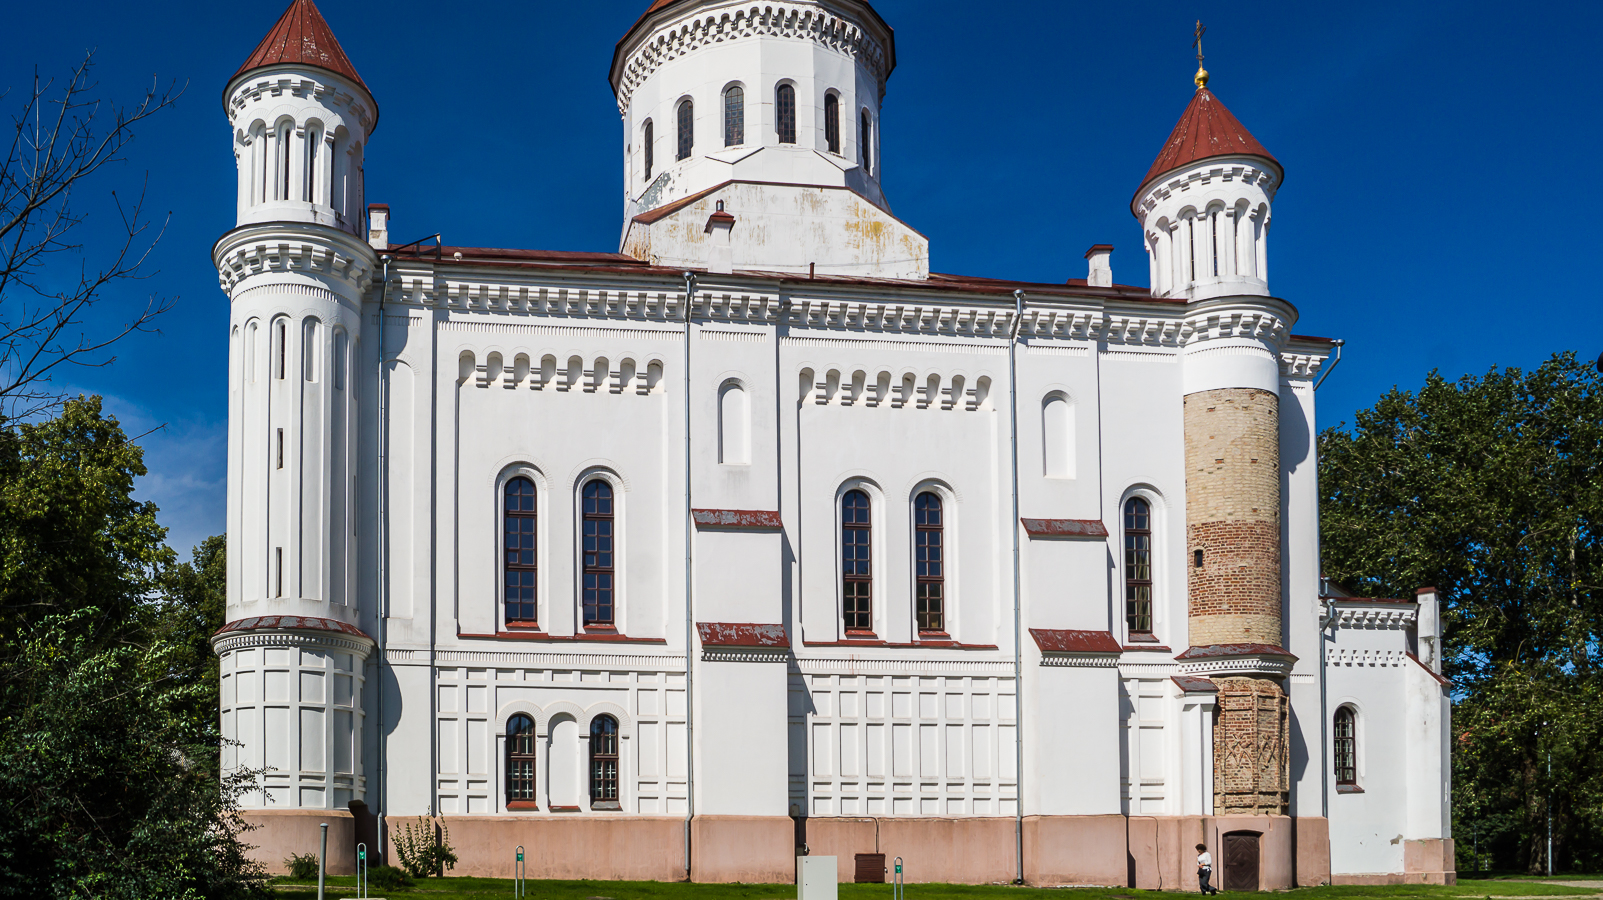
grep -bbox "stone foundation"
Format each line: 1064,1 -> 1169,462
239,809 -> 356,876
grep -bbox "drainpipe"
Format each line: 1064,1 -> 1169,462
682,271 -> 698,881
1008,289 -> 1026,884
375,254 -> 391,861
1312,340 -> 1344,391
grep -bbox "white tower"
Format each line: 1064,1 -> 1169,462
611,0 -> 927,277
212,0 -> 378,827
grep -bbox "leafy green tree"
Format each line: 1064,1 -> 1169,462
0,397 -> 267,899
156,534 -> 228,766
1320,352 -> 1603,873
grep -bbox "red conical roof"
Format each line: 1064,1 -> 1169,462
1137,87 -> 1278,194
234,0 -> 368,92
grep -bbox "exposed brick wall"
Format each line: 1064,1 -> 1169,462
1212,676 -> 1289,815
1184,388 -> 1282,647
1186,388 -> 1287,815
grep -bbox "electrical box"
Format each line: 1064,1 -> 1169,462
798,856 -> 837,900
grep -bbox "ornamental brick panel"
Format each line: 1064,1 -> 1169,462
1212,676 -> 1289,815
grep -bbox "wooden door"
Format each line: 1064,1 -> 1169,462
1223,831 -> 1260,891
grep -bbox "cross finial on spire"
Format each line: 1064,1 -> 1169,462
1192,20 -> 1210,90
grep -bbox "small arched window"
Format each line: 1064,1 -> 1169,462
1334,707 -> 1357,785
842,489 -> 872,633
1123,497 -> 1153,635
582,480 -> 616,626
504,477 -> 537,625
676,99 -> 694,161
276,121 -> 293,201
824,93 -> 840,154
507,713 -> 537,807
724,85 -> 744,147
304,126 -> 320,203
643,119 -> 654,180
776,84 -> 796,144
915,492 -> 945,633
589,715 -> 620,809
859,110 -> 872,175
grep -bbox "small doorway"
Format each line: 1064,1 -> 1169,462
1223,831 -> 1260,892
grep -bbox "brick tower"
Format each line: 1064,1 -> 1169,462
1132,62 -> 1293,815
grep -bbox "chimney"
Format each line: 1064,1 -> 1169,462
704,200 -> 736,275
1084,244 -> 1113,287
368,204 -> 390,250
1416,587 -> 1442,674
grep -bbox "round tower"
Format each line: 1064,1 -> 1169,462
1135,69 -> 1294,816
212,0 -> 377,822
610,0 -> 896,215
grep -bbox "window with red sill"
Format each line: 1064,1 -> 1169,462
504,477 -> 537,626
842,489 -> 872,633
582,480 -> 615,626
590,715 -> 620,810
506,714 -> 536,808
1123,497 -> 1153,635
915,491 -> 945,633
1334,706 -> 1357,786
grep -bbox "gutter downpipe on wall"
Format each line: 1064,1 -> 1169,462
1008,289 -> 1026,885
682,271 -> 698,881
375,254 -> 391,862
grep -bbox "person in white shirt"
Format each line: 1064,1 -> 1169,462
1196,843 -> 1219,895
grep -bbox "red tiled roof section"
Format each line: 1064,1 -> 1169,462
214,615 -> 372,642
1140,88 -> 1277,191
1028,628 -> 1122,654
235,0 -> 368,92
697,622 -> 789,648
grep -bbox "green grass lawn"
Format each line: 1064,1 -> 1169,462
267,876 -> 1603,900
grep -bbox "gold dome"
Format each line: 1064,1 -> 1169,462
1194,65 -> 1209,89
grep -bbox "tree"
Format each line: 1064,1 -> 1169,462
156,534 -> 228,766
1,52 -> 182,419
0,398 -> 267,899
1320,352 -> 1603,873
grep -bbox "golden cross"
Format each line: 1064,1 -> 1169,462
1193,20 -> 1207,68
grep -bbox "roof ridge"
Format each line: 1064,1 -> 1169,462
1137,87 -> 1278,193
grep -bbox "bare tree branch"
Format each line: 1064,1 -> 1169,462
0,49 -> 185,419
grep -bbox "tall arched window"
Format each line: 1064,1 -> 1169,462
582,480 -> 615,626
304,126 -> 320,203
859,110 -> 872,175
914,492 -> 944,633
1334,707 -> 1357,786
676,99 -> 694,161
589,715 -> 620,809
643,119 -> 654,180
276,121 -> 293,201
724,85 -> 744,147
506,713 -> 537,807
504,477 -> 537,625
776,84 -> 796,144
824,93 -> 840,154
1123,497 -> 1153,635
842,489 -> 872,633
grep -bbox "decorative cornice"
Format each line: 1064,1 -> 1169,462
1177,655 -> 1296,677
213,222 -> 377,296
1279,352 -> 1326,378
1325,647 -> 1405,668
226,69 -> 375,137
1133,159 -> 1279,227
213,629 -> 373,658
1322,604 -> 1417,630
702,648 -> 791,663
1039,653 -> 1121,668
613,3 -> 890,113
790,657 -> 1015,677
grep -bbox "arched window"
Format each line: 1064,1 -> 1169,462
776,84 -> 796,144
914,492 -> 944,633
676,99 -> 694,161
304,126 -> 320,203
724,85 -> 744,147
276,121 -> 293,201
859,110 -> 872,175
842,489 -> 872,633
718,381 -> 749,465
643,119 -> 654,180
824,93 -> 840,154
1123,497 -> 1153,635
506,713 -> 537,807
504,477 -> 537,625
582,480 -> 615,626
1043,394 -> 1073,478
1334,707 -> 1357,785
249,122 -> 267,205
589,715 -> 620,809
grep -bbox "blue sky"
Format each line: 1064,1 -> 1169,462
7,0 -> 1600,559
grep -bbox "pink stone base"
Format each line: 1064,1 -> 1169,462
1334,838 -> 1456,886
239,809 -> 356,875
236,812 -> 1352,886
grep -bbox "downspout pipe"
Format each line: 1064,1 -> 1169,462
682,271 -> 697,881
375,254 -> 391,861
1312,340 -> 1344,391
1008,289 -> 1026,885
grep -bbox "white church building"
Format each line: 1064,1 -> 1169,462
211,0 -> 1455,887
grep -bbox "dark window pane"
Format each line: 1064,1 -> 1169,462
777,85 -> 796,144
644,120 -> 654,180
1123,497 -> 1153,634
590,716 -> 620,805
915,492 -> 945,632
824,93 -> 840,153
582,479 -> 616,625
504,477 -> 538,625
677,100 -> 693,161
507,714 -> 537,802
724,86 -> 744,147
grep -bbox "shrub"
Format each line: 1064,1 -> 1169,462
284,852 -> 320,880
392,815 -> 458,878
368,864 -> 413,890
